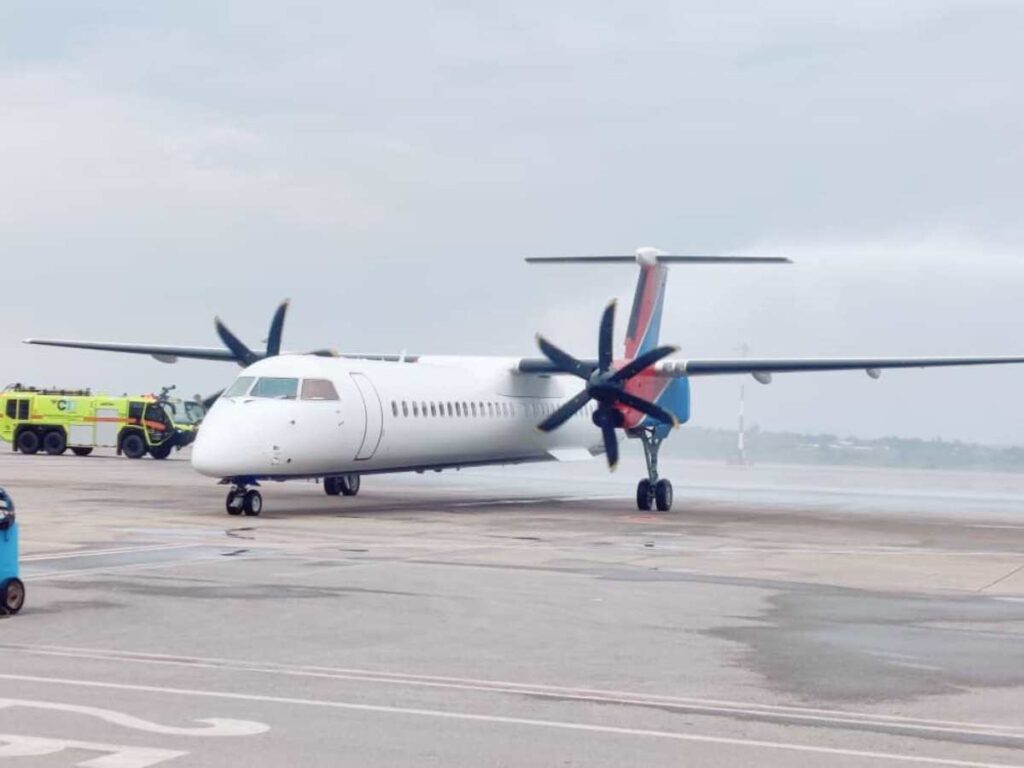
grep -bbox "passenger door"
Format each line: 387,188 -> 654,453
350,373 -> 383,460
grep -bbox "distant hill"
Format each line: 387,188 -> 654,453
666,426 -> 1024,473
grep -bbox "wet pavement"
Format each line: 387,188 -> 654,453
1,451 -> 1023,766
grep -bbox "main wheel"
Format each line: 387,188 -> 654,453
16,430 -> 39,455
121,433 -> 147,459
1,578 -> 25,615
242,489 -> 263,516
324,477 -> 342,496
225,490 -> 243,515
43,430 -> 67,455
654,479 -> 673,512
636,479 -> 653,511
71,447 -> 93,457
340,474 -> 360,497
149,443 -> 173,460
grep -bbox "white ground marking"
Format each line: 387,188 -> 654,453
0,734 -> 186,767
0,673 -> 1020,768
22,543 -> 206,563
0,699 -> 267,736
4,643 -> 1021,738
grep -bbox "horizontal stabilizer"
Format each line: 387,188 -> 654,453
526,255 -> 790,264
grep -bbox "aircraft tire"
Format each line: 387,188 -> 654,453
1,578 -> 25,615
121,433 -> 147,459
16,430 -> 39,455
226,491 -> 243,515
340,474 -> 360,497
242,490 -> 263,516
636,479 -> 653,511
654,479 -> 673,512
43,430 -> 67,456
324,477 -> 342,496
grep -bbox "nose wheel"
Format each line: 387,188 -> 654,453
635,429 -> 674,512
226,485 -> 262,516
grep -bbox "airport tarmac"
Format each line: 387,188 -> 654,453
2,451 -> 1024,767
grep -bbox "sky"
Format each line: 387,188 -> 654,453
2,1 -> 1024,443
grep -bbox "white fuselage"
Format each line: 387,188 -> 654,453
191,354 -> 603,479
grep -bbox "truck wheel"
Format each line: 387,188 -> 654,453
1,578 -> 25,615
43,430 -> 67,455
121,433 -> 147,459
16,431 -> 39,455
71,447 -> 93,457
149,443 -> 173,460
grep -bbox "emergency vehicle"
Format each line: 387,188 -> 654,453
0,385 -> 197,459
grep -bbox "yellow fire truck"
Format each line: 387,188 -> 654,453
0,386 -> 198,459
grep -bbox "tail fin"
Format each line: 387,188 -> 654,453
625,261 -> 669,358
526,247 -> 790,359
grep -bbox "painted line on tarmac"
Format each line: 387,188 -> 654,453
22,544 -> 205,563
4,644 -> 1023,741
0,673 -> 1017,768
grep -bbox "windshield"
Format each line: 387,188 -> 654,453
223,376 -> 255,398
250,377 -> 299,399
160,399 -> 204,425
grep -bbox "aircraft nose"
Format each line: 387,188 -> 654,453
191,400 -> 264,478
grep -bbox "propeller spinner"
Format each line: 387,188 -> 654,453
535,300 -> 679,469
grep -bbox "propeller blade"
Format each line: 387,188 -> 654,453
537,389 -> 592,432
536,335 -> 595,379
614,390 -> 679,427
598,300 -> 616,372
610,345 -> 679,383
265,299 -> 290,357
601,424 -> 619,469
215,318 -> 259,367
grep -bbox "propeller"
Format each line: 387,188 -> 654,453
535,300 -> 679,470
214,299 -> 337,368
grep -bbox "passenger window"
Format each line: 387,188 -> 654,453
391,401 -> 398,417
446,403 -> 453,417
430,403 -> 437,417
471,403 -> 477,417
301,379 -> 340,401
4,400 -> 14,419
224,376 -> 255,398
402,401 -> 409,417
421,402 -> 427,417
413,402 -> 420,417
18,400 -> 28,420
251,377 -> 299,399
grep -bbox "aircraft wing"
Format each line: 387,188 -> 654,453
23,338 -> 238,364
519,355 -> 1024,379
653,356 -> 1024,381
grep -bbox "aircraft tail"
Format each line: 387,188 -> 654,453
526,247 -> 790,359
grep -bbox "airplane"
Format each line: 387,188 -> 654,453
25,247 -> 1024,517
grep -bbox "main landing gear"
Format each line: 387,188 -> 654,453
225,483 -> 262,517
323,474 -> 360,497
634,428 -> 673,512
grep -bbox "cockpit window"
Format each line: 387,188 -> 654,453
251,377 -> 299,399
301,379 -> 340,401
224,376 -> 255,398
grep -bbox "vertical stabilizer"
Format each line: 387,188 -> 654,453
624,248 -> 669,358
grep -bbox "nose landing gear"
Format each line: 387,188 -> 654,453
634,428 -> 673,512
225,483 -> 262,516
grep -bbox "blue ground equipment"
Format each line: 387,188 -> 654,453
0,487 -> 24,615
